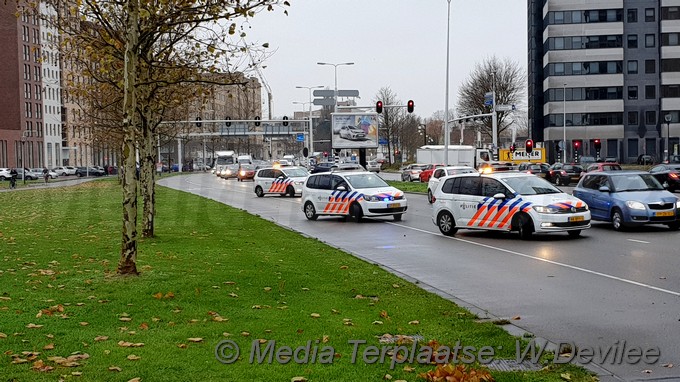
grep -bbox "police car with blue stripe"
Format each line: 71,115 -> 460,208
431,172 -> 590,239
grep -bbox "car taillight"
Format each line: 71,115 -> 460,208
560,170 -> 567,175
670,173 -> 679,179
431,195 -> 436,203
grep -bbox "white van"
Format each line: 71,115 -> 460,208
237,155 -> 253,164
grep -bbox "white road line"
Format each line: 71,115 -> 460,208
389,223 -> 680,298
626,239 -> 650,244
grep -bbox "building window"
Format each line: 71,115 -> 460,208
628,139 -> 639,157
645,34 -> 655,48
645,60 -> 656,74
627,60 -> 638,74
628,86 -> 638,99
645,111 -> 656,125
662,7 -> 680,20
662,33 -> 680,46
628,111 -> 638,125
662,58 -> 680,72
628,9 -> 638,22
661,85 -> 680,97
645,8 -> 655,22
628,35 -> 638,48
645,85 -> 656,99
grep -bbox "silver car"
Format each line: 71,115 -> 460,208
366,161 -> 382,173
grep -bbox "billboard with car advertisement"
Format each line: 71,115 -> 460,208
331,113 -> 379,149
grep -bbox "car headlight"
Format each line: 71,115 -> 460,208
533,206 -> 560,214
625,201 -> 646,210
676,199 -> 680,208
294,181 -> 304,185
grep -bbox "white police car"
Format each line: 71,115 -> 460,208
301,170 -> 407,221
254,166 -> 309,197
431,172 -> 590,239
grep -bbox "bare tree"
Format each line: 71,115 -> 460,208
374,87 -> 409,165
456,57 -> 526,144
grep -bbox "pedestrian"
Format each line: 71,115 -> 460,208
43,168 -> 49,183
9,168 -> 17,189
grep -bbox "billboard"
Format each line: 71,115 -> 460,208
331,113 -> 379,149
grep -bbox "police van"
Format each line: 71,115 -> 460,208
301,170 -> 407,222
253,166 -> 309,197
431,172 -> 590,239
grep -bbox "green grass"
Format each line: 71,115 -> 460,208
0,180 -> 594,381
387,181 -> 428,194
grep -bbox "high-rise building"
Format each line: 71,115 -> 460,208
529,0 -> 679,163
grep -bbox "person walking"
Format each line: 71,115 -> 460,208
43,168 -> 50,183
9,168 -> 18,189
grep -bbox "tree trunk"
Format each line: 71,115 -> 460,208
117,0 -> 140,276
141,124 -> 156,238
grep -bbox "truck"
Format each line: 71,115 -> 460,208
497,147 -> 546,164
416,145 -> 491,168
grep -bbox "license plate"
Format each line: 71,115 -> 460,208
655,211 -> 674,217
569,216 -> 584,222
387,203 -> 401,208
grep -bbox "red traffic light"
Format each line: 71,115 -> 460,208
407,100 -> 414,113
510,144 -> 516,153
525,139 -> 534,154
323,151 -> 328,158
376,101 -> 383,114
574,141 -> 581,149
594,139 -> 601,150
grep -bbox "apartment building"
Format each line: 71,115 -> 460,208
529,0 -> 680,163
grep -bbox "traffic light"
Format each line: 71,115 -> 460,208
525,139 -> 534,154
376,101 -> 383,114
254,116 -> 261,126
594,139 -> 601,151
196,117 -> 202,128
407,100 -> 414,113
225,116 -> 231,127
282,116 -> 289,126
510,144 -> 516,153
573,141 -> 580,150
323,151 -> 328,158
555,141 -> 561,152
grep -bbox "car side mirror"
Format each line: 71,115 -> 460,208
492,193 -> 506,200
336,185 -> 347,191
598,186 -> 610,193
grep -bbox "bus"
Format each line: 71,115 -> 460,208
214,151 -> 236,175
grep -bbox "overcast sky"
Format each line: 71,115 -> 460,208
243,0 -> 527,120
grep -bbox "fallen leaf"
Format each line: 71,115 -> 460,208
94,336 -> 109,342
152,292 -> 163,299
32,359 -> 55,372
108,365 -> 122,372
128,378 -> 141,382
408,320 -> 420,325
642,370 -> 652,374
119,317 -> 132,322
291,377 -> 307,382
512,316 -> 521,320
80,322 -> 89,326
339,266 -> 348,270
403,365 -> 415,372
118,341 -> 144,348
561,373 -> 572,380
11,358 -> 30,364
177,344 -> 187,349
392,284 -> 400,288
263,287 -> 272,291
26,323 -> 43,329
43,343 -> 55,350
164,292 -> 174,299
0,332 -> 7,339
380,310 -> 389,319
241,332 -> 250,337
71,371 -> 82,376
383,374 -> 393,380
229,292 -> 238,298
662,363 -> 673,368
310,313 -> 320,318
126,354 -> 141,361
139,322 -> 149,330
188,338 -> 203,343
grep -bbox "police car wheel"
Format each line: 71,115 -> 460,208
255,186 -> 264,197
350,203 -> 363,222
304,202 -> 318,221
427,189 -> 433,204
567,230 -> 581,238
514,214 -> 534,240
393,214 -> 402,221
286,186 -> 295,197
437,211 -> 457,236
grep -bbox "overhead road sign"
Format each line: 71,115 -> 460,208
313,89 -> 335,97
296,133 -> 305,142
495,104 -> 516,112
337,90 -> 359,97
313,98 -> 336,106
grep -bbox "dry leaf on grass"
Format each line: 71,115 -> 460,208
126,354 -> 141,361
118,341 -> 144,348
310,313 -> 320,318
108,365 -> 122,372
43,343 -> 55,350
187,338 -> 203,343
94,336 -> 109,342
32,359 -> 55,372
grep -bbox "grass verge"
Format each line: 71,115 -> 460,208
0,180 -> 594,381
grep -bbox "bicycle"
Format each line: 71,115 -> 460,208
9,176 -> 17,189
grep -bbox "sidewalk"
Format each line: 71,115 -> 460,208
0,176 -> 102,192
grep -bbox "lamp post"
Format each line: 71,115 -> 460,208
317,62 -> 354,113
444,0 -> 452,166
563,83 -> 567,163
665,113 -> 672,163
295,85 -> 324,155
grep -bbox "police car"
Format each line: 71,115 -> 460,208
254,166 -> 309,197
301,170 -> 407,222
431,172 -> 590,239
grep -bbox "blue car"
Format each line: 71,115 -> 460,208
574,171 -> 680,231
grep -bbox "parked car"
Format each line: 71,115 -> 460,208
0,168 -> 12,180
574,171 -> 680,231
400,164 -> 427,182
578,156 -> 597,167
302,170 -> 407,222
545,163 -> 583,186
418,164 -> 445,183
669,155 -> 680,164
648,164 -> 680,192
604,157 -> 618,163
637,155 -> 656,165
75,167 -> 105,177
12,168 -> 41,180
31,168 -> 58,179
431,172 -> 590,239
53,166 -> 77,176
237,164 -> 256,182
427,166 -> 476,203
579,162 -> 622,178
366,160 -> 382,173
310,162 -> 336,174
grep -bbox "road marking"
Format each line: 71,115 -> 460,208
388,223 -> 680,298
626,239 -> 650,244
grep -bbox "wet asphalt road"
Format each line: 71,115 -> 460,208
159,173 -> 680,382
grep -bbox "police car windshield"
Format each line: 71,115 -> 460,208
344,174 -> 389,189
503,176 -> 562,195
282,168 -> 309,178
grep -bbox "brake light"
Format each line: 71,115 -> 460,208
560,170 -> 567,175
670,173 -> 679,180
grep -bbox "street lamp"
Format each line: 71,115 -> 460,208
418,124 -> 427,146
317,62 -> 354,113
665,113 -> 672,163
295,85 -> 324,155
563,83 -> 567,163
444,0 -> 452,166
